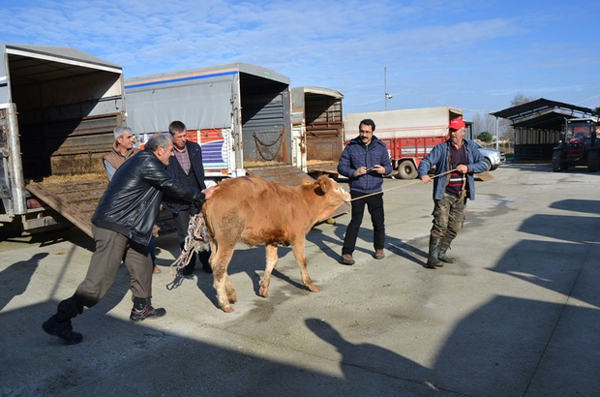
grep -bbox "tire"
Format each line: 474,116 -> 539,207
552,150 -> 562,172
588,150 -> 599,172
397,160 -> 417,179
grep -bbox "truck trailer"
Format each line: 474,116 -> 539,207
344,106 -> 463,179
291,86 -> 344,177
0,44 -> 125,236
125,63 -> 310,186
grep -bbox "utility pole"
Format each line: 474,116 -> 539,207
384,67 -> 392,111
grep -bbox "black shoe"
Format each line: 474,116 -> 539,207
181,264 -> 195,276
130,303 -> 166,322
341,254 -> 355,265
202,261 -> 213,274
43,315 -> 83,345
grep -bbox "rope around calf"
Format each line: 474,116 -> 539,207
349,168 -> 457,202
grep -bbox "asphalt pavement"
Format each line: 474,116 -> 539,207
1,163 -> 599,396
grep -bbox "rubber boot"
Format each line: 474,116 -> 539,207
426,237 -> 443,268
438,244 -> 456,263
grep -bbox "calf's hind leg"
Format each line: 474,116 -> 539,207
259,244 -> 279,297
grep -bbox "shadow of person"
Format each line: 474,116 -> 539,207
305,318 -> 434,391
0,252 -> 48,311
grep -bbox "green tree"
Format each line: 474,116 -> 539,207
477,131 -> 494,142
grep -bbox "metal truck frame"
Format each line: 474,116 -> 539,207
0,44 -> 125,235
291,86 -> 344,177
125,63 -> 311,185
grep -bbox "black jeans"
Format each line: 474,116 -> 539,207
342,191 -> 385,255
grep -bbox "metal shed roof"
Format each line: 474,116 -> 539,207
490,98 -> 594,129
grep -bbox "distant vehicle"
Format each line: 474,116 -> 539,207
552,117 -> 599,172
471,141 -> 506,170
344,106 -> 463,179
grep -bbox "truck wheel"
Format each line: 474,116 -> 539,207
397,161 -> 417,179
552,150 -> 562,172
588,150 -> 599,172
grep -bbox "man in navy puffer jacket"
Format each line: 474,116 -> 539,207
338,119 -> 392,265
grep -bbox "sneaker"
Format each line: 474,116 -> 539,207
374,249 -> 385,260
42,315 -> 83,345
130,304 -> 166,322
341,254 -> 355,265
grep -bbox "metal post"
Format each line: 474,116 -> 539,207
7,103 -> 27,215
384,67 -> 388,111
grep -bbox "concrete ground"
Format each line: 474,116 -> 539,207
1,164 -> 599,397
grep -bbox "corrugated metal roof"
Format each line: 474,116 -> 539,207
490,98 -> 593,120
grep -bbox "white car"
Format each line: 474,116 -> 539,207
471,140 -> 506,170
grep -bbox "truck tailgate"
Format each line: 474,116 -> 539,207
26,176 -> 108,238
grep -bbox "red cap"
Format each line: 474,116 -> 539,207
448,118 -> 466,130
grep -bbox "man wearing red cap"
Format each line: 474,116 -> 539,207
417,118 -> 488,268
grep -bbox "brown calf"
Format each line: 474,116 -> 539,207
202,175 -> 350,312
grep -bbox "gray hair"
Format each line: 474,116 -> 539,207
113,125 -> 132,140
144,133 -> 171,152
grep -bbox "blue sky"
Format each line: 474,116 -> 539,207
1,0 -> 599,120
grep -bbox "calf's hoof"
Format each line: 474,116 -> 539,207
220,305 -> 234,313
307,284 -> 320,293
258,287 -> 269,298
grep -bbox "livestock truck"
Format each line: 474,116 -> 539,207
291,86 -> 344,177
344,106 -> 463,179
125,63 -> 313,186
0,44 -> 125,236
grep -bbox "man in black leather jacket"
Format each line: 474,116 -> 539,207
42,133 -> 217,345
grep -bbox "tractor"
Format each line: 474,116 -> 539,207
552,117 -> 599,172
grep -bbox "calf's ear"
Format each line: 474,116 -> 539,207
301,177 -> 314,186
317,176 -> 332,193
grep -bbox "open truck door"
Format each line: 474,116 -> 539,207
0,44 -> 124,236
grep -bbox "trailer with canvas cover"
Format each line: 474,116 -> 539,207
0,44 -> 125,236
291,86 -> 344,177
125,63 -> 312,186
343,106 -> 463,179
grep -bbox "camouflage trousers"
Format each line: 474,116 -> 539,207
430,192 -> 467,245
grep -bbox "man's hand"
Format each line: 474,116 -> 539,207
203,185 -> 219,200
456,164 -> 468,174
353,166 -> 367,177
421,175 -> 431,184
371,164 -> 386,174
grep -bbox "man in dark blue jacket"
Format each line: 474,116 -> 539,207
165,121 -> 212,275
417,118 -> 488,268
338,119 -> 392,265
42,134 -> 218,344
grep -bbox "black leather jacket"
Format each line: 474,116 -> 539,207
92,150 -> 204,245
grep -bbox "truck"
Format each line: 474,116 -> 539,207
291,86 -> 344,177
552,116 -> 599,172
125,63 -> 311,186
0,44 -> 125,236
343,106 -> 463,179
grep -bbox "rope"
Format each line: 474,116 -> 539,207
169,213 -> 211,276
349,168 -> 457,202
